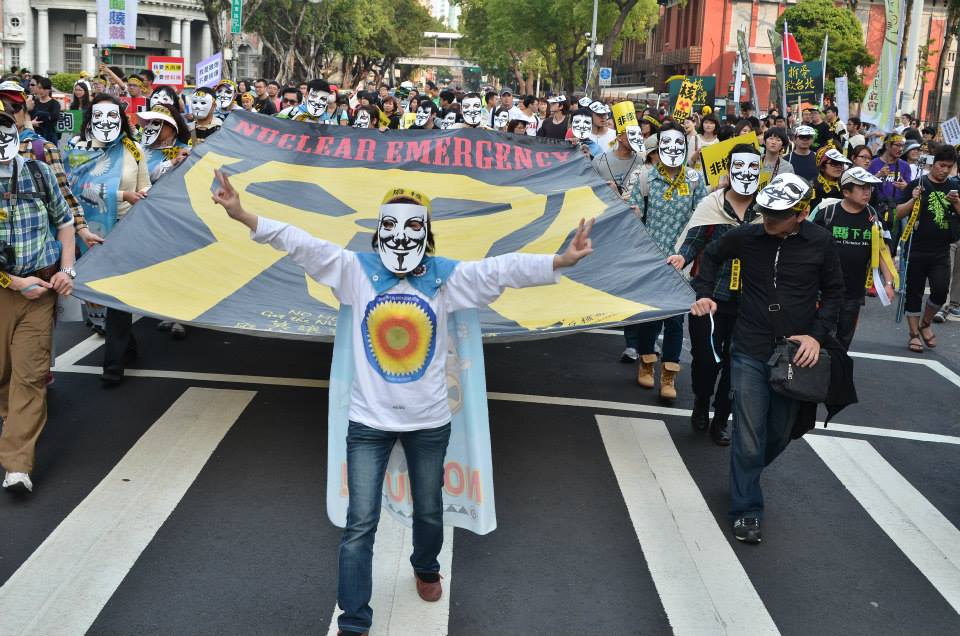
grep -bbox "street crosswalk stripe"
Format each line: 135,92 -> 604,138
325,516 -> 453,636
806,435 -> 960,614
596,415 -> 780,635
0,387 -> 255,636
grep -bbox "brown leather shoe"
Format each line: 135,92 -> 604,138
637,354 -> 657,388
415,573 -> 443,602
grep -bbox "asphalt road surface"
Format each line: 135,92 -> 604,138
1,298 -> 958,636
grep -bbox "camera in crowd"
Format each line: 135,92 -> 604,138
0,241 -> 15,272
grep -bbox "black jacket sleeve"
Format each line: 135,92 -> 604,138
690,224 -> 745,299
812,235 -> 844,343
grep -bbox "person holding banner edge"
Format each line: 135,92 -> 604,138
209,169 -> 596,636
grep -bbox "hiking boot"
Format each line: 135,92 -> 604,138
659,362 -> 680,401
637,354 -> 657,389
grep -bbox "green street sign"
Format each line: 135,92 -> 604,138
230,0 -> 242,34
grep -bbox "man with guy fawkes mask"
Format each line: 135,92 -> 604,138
568,107 -> 601,157
690,172 -> 851,544
0,103 -> 76,494
211,173 -> 596,636
668,143 -> 763,445
592,100 -> 644,194
189,86 -> 222,142
411,100 -> 439,130
279,78 -> 333,124
623,121 -> 706,401
214,79 -> 241,119
459,92 -> 489,129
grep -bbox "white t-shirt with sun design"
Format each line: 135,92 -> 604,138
253,217 -> 559,431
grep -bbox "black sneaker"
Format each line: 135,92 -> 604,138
733,516 -> 761,544
690,397 -> 710,432
709,410 -> 731,446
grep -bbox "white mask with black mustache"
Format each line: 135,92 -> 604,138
150,90 -> 175,108
353,110 -> 371,128
142,119 -> 165,147
190,92 -> 214,120
415,106 -> 432,127
377,203 -> 429,274
91,103 -> 122,143
305,89 -> 329,117
571,114 -> 592,140
493,110 -> 509,130
0,123 -> 19,162
625,125 -> 644,154
215,85 -> 236,111
461,97 -> 482,125
729,151 -> 762,195
658,129 -> 686,168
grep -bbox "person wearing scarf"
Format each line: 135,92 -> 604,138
65,94 -> 150,384
668,143 -> 763,445
624,121 -> 707,401
210,175 -> 595,636
809,144 -> 851,211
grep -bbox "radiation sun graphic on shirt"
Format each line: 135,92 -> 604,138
362,293 -> 437,383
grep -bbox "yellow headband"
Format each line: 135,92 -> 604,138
127,77 -> 145,89
381,188 -> 432,214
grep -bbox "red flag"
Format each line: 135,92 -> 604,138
783,33 -> 804,63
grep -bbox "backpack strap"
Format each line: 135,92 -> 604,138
24,160 -> 49,202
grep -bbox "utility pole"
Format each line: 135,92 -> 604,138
584,0 -> 598,94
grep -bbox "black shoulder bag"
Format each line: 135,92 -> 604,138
765,242 -> 832,402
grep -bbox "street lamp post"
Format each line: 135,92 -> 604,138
584,0 -> 598,94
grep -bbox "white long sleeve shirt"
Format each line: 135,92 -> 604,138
252,217 -> 560,431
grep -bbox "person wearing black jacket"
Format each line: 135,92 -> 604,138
690,173 -> 846,545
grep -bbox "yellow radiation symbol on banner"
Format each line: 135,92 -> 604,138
87,151 -> 658,330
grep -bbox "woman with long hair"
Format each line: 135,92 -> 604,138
70,81 -> 91,110
65,94 -> 150,381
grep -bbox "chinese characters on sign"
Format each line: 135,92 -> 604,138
231,0 -> 243,34
195,53 -> 223,89
784,60 -> 824,105
667,75 -> 717,118
147,56 -> 185,90
671,78 -> 699,121
96,0 -> 138,48
698,132 -> 760,188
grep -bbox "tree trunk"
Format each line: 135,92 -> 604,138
599,0 -> 639,71
899,0 -> 914,79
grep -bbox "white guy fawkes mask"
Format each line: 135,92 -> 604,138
415,106 -> 433,128
571,114 -> 592,140
625,125 -> 644,154
493,110 -> 509,130
658,129 -> 686,168
190,93 -> 214,120
215,85 -> 236,110
462,97 -> 482,126
729,151 -> 762,195
91,103 -> 122,143
150,90 -> 174,109
305,89 -> 329,117
142,119 -> 165,146
353,110 -> 371,128
440,111 -> 457,130
377,203 -> 429,274
0,122 -> 19,162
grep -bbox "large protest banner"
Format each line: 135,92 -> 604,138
785,60 -> 824,105
668,76 -> 717,117
862,0 -> 905,131
73,110 -> 694,341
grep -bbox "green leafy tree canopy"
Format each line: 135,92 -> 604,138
776,0 -> 873,102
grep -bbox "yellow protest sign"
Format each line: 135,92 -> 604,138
671,78 -> 698,121
698,132 -> 760,188
612,101 -> 638,135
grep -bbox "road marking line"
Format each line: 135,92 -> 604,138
52,364 -> 330,388
49,364 -> 960,446
596,415 -> 780,635
326,516 -> 453,636
806,435 -> 960,614
0,388 -> 255,636
53,333 -> 103,367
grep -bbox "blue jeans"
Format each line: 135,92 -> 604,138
729,352 -> 799,520
633,314 -> 684,363
337,421 -> 451,634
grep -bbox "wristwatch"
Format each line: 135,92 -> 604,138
60,267 -> 77,279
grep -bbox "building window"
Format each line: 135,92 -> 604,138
64,34 -> 83,73
111,51 -> 148,78
237,45 -> 260,79
9,47 -> 20,69
9,17 -> 20,28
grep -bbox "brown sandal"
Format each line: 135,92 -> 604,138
919,320 -> 937,348
908,332 -> 924,353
